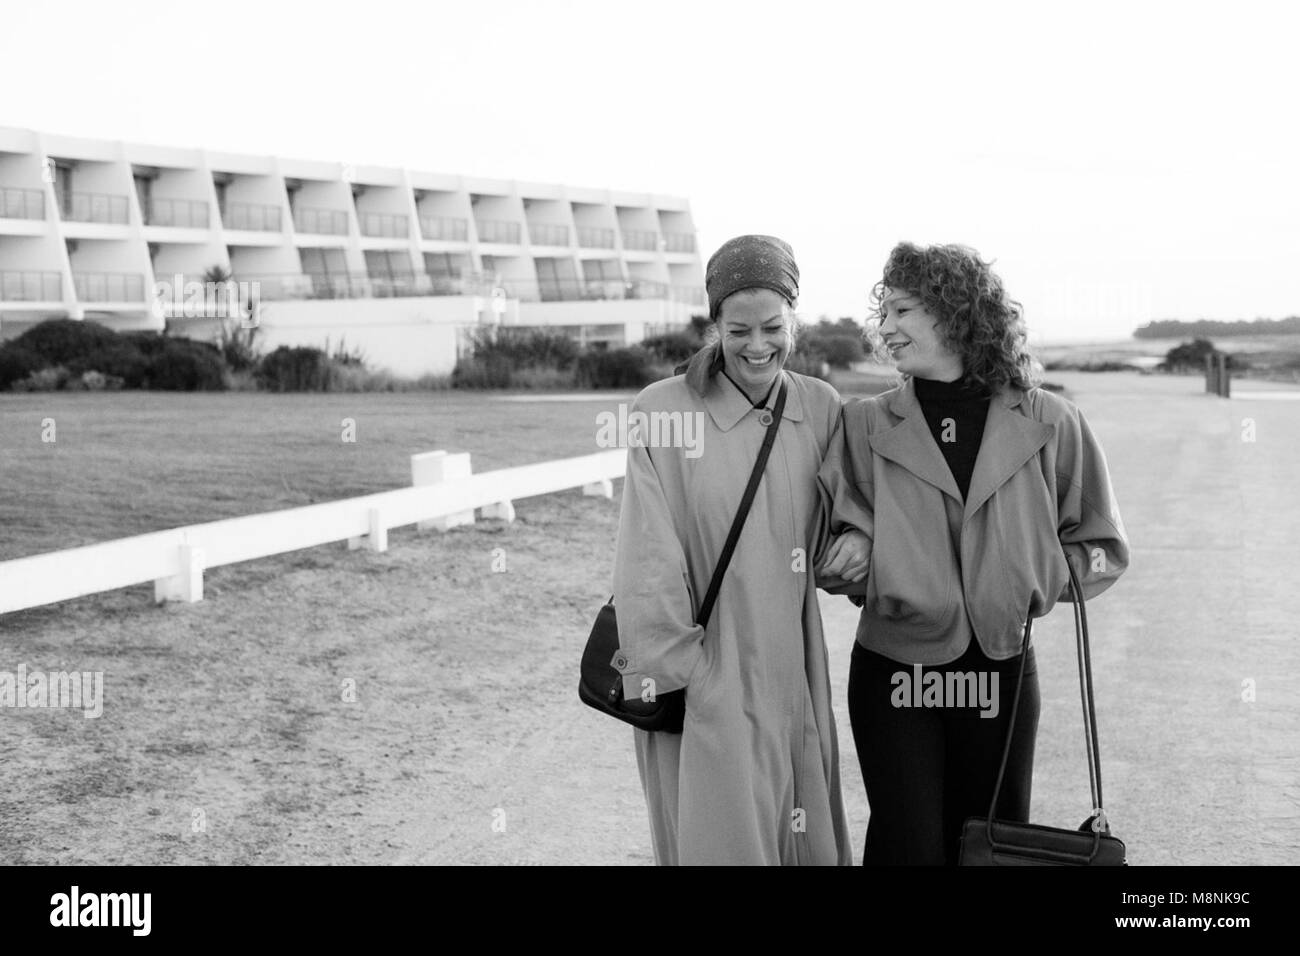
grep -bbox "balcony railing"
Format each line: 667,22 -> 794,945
0,270 -> 62,301
145,198 -> 210,229
515,278 -> 705,303
1,187 -> 45,221
663,232 -> 696,253
61,191 -> 130,225
293,206 -> 350,236
576,226 -> 616,249
621,229 -> 658,251
233,271 -> 500,301
475,219 -> 521,244
419,216 -> 469,241
73,272 -> 145,301
529,223 -> 569,246
358,211 -> 409,238
221,202 -> 282,232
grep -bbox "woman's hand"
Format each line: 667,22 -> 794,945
818,530 -> 870,583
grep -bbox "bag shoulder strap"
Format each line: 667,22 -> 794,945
695,379 -> 787,628
986,556 -> 1109,832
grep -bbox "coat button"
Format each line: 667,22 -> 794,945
758,411 -> 773,426
612,652 -> 628,670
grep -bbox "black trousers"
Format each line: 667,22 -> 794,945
848,638 -> 1040,866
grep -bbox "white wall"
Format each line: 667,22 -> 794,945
254,295 -> 488,376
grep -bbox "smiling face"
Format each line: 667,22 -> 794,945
878,288 -> 964,381
717,288 -> 794,399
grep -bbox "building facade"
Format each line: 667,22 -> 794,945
0,126 -> 705,375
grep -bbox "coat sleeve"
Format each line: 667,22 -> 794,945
1054,402 -> 1130,601
814,402 -> 873,598
611,439 -> 705,702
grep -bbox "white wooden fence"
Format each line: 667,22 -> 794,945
0,449 -> 626,615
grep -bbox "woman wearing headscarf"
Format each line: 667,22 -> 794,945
817,242 -> 1130,865
609,235 -> 855,865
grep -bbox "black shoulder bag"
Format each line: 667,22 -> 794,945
958,557 -> 1128,865
578,380 -> 787,734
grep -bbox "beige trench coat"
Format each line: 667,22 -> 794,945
610,356 -> 854,865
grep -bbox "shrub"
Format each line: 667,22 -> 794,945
0,345 -> 45,391
67,342 -> 151,387
147,338 -> 228,390
1159,337 -> 1234,372
10,319 -> 121,366
223,368 -> 260,392
511,366 -> 577,390
256,346 -> 333,392
794,319 -> 867,369
469,328 -> 579,370
640,332 -> 703,365
72,370 -> 123,391
409,372 -> 454,391
574,347 -> 654,389
799,332 -> 865,368
11,365 -> 71,391
784,353 -> 831,381
451,355 -> 514,389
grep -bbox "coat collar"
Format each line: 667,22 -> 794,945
683,343 -> 805,432
870,378 -> 1054,522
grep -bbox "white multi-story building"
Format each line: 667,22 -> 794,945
0,126 -> 706,375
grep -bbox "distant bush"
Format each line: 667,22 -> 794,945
796,318 -> 867,369
784,353 -> 831,381
257,346 -> 333,392
451,355 -> 514,389
469,328 -> 580,370
147,338 -> 228,390
1135,316 -> 1300,338
1159,338 -> 1241,373
67,342 -> 151,387
0,345 -> 45,391
9,318 -> 121,366
640,332 -> 703,365
574,348 -> 655,389
511,366 -> 577,390
11,365 -> 71,392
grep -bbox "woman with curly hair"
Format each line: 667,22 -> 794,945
816,241 -> 1130,865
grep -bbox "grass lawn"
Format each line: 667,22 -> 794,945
0,371 -> 891,563
0,390 -> 638,562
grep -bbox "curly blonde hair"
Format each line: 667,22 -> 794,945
868,242 -> 1041,392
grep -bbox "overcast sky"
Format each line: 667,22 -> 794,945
2,0 -> 1295,343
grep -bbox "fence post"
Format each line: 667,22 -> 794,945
349,507 -> 389,552
481,500 -> 516,522
155,544 -> 205,604
411,450 -> 475,531
582,479 -> 614,499
1218,353 -> 1230,398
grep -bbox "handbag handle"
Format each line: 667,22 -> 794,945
984,554 -> 1109,849
695,379 -> 787,628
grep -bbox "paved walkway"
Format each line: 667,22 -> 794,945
821,370 -> 1299,865
449,371 -> 1300,864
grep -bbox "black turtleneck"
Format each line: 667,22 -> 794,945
913,374 -> 991,501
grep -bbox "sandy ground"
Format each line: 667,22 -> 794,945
1,371 -> 1298,864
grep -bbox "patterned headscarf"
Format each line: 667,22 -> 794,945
681,235 -> 799,394
705,234 -> 799,320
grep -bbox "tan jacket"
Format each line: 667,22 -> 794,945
817,379 -> 1129,664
